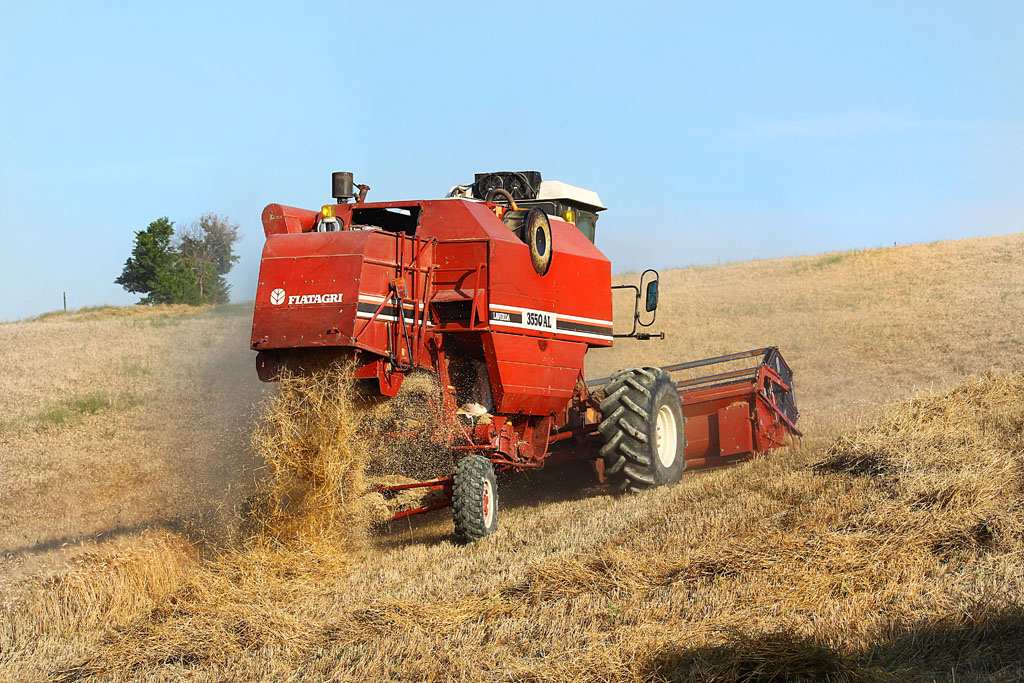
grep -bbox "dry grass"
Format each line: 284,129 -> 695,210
0,308 -> 266,592
23,304 -> 216,324
1,233 -> 1024,681
589,232 -> 1024,438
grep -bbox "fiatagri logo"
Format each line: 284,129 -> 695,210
269,288 -> 343,306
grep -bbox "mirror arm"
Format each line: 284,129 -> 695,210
611,284 -> 640,338
611,269 -> 663,339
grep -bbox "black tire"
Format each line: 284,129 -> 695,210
526,208 -> 552,275
453,455 -> 498,542
598,367 -> 686,493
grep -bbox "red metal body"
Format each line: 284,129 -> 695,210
253,198 -> 612,412
251,189 -> 800,522
580,347 -> 800,471
671,348 -> 801,468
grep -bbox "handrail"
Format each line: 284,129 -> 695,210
674,365 -> 760,389
660,347 -> 771,373
587,347 -> 775,388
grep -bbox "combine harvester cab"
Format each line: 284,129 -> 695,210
251,171 -> 801,542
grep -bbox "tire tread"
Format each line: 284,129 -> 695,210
453,455 -> 497,542
597,367 -> 685,493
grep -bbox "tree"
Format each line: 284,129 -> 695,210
177,213 -> 241,304
115,217 -> 192,305
115,214 -> 240,305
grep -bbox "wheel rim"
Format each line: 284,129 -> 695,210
482,479 -> 494,527
655,405 -> 678,468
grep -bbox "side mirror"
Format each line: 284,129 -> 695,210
645,280 -> 659,313
610,268 -> 662,339
637,269 -> 659,328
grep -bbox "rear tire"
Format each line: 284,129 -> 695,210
598,367 -> 686,493
453,455 -> 498,542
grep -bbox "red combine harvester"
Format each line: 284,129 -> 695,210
251,171 -> 801,541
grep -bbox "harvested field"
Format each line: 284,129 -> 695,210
1,234 -> 1023,681
0,304 -> 265,589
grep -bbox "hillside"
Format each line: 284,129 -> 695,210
1,233 -> 1023,681
589,234 -> 1024,437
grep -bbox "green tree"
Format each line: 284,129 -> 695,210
115,217 -> 197,304
150,261 -> 202,305
115,214 -> 239,305
177,213 -> 241,304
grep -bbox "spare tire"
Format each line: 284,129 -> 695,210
526,208 -> 552,275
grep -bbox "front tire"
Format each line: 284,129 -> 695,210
453,455 -> 498,542
598,367 -> 686,493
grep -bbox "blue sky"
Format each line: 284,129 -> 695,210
1,1 -> 1021,320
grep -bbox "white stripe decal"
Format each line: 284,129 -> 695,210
488,303 -> 612,327
355,311 -> 435,327
487,304 -> 613,341
351,299 -> 609,339
358,293 -> 426,309
488,318 -> 613,342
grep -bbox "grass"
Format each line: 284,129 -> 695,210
0,306 -> 266,605
120,361 -> 151,377
23,301 -> 255,325
36,392 -> 115,429
27,303 -> 217,324
1,233 -> 1024,681
202,302 -> 255,318
589,232 -> 1024,439
787,248 -> 888,274
809,252 -> 845,268
2,391 -> 142,433
29,304 -> 121,321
